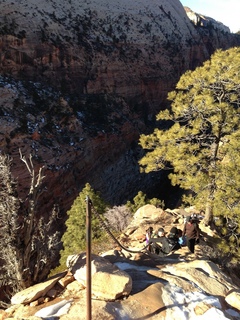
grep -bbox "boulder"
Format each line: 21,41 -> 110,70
162,261 -> 234,297
181,260 -> 237,291
120,282 -> 165,318
67,253 -> 132,301
11,272 -> 67,305
132,205 -> 165,223
225,290 -> 240,311
62,281 -> 85,298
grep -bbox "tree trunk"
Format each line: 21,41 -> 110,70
203,201 -> 213,226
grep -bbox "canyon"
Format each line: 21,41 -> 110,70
0,0 -> 240,248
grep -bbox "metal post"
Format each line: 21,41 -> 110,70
86,196 -> 92,320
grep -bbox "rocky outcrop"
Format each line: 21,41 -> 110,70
3,205 -> 240,319
66,253 -> 132,300
6,257 -> 239,319
184,6 -> 230,33
10,273 -> 67,305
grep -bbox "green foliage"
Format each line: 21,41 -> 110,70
149,197 -> 165,209
139,47 -> 240,258
59,183 -> 107,268
126,191 -> 164,213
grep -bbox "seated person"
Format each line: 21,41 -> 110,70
145,226 -> 154,251
149,228 -> 171,256
149,227 -> 181,256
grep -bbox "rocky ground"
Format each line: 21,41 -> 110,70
1,205 -> 240,320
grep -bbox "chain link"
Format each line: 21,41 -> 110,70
91,203 -> 149,253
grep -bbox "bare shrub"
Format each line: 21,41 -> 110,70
104,205 -> 132,232
0,151 -> 61,304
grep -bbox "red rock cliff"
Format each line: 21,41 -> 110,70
0,0 -> 240,220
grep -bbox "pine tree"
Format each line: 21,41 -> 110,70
126,191 -> 164,213
59,183 -> 107,267
139,47 -> 240,259
126,191 -> 148,213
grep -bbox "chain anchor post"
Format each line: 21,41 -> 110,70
86,195 -> 92,320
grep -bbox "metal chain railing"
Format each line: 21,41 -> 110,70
90,202 -> 150,253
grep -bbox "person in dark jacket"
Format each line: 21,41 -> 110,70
149,228 -> 171,256
182,215 -> 200,254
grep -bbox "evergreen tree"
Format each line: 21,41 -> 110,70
59,183 -> 107,267
126,191 -> 164,213
126,191 -> 148,213
139,47 -> 240,259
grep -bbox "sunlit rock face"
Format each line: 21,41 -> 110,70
5,207 -> 240,319
184,6 -> 230,33
0,0 -> 240,224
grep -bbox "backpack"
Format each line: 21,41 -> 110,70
167,227 -> 181,251
168,227 -> 178,239
178,235 -> 187,246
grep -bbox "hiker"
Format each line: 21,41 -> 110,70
145,227 -> 154,250
149,227 -> 181,256
182,215 -> 200,254
149,228 -> 170,256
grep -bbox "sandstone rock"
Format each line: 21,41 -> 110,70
148,269 -> 197,292
29,300 -> 39,307
225,289 -> 240,311
178,260 -> 237,291
91,270 -> 132,301
121,282 -> 165,319
0,0 -> 239,262
11,272 -> 66,305
2,204 -> 240,319
58,272 -> 75,288
184,6 -> 230,33
101,249 -> 124,263
4,303 -> 41,319
133,204 -> 165,223
0,310 -> 8,320
62,281 -> 85,298
120,249 -> 135,259
67,253 -> 132,301
163,262 -> 231,297
46,289 -> 58,299
193,307 -> 230,319
60,298 -> 119,320
118,233 -> 131,243
124,226 -> 138,236
4,251 -> 240,320
43,297 -> 50,303
194,301 -> 212,315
